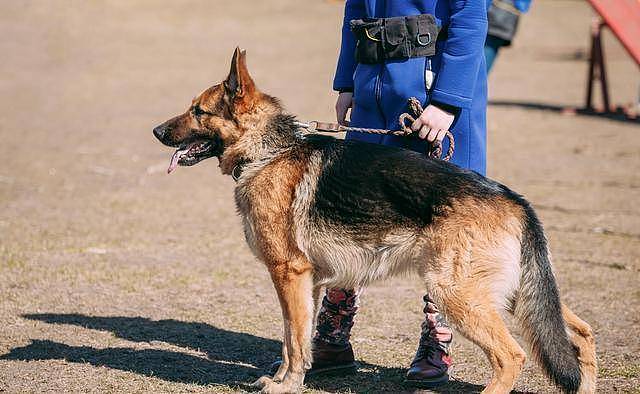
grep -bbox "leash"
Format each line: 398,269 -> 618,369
294,97 -> 455,161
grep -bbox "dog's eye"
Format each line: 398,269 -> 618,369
192,106 -> 209,117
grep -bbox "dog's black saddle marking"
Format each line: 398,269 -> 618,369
304,135 -> 505,239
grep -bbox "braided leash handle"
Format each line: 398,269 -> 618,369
308,97 -> 454,162
397,97 -> 455,162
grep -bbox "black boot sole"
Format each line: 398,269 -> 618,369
306,361 -> 358,377
403,372 -> 449,388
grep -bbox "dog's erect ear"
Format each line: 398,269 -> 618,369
224,47 -> 255,99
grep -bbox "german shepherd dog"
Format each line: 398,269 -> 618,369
153,48 -> 596,394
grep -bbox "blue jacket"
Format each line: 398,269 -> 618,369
334,0 -> 489,175
514,0 -> 532,13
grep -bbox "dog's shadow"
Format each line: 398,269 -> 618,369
2,314 -> 491,393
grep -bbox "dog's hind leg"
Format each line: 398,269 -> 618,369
429,274 -> 526,394
561,304 -> 597,393
427,253 -> 526,393
427,246 -> 525,392
254,256 -> 314,394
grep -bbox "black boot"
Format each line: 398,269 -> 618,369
269,338 -> 357,376
405,294 -> 453,388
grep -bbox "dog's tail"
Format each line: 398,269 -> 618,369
514,202 -> 597,393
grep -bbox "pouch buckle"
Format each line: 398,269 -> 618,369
417,32 -> 432,46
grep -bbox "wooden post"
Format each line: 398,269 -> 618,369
585,17 -> 610,112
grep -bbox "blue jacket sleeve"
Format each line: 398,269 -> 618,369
333,0 -> 366,92
431,0 -> 488,109
515,0 -> 532,13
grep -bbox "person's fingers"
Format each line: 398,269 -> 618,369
418,125 -> 431,139
436,129 -> 447,143
426,127 -> 439,143
411,116 -> 424,132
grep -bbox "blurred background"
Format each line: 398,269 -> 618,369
0,1 -> 638,392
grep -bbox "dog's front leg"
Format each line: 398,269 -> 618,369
272,320 -> 290,382
272,285 -> 322,383
273,284 -> 322,383
254,257 -> 314,394
310,285 -> 324,338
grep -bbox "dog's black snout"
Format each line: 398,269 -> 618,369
153,125 -> 166,141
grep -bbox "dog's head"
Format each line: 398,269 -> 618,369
153,47 -> 271,174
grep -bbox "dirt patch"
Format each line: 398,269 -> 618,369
1,1 -> 638,393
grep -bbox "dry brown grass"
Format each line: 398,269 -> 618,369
1,1 -> 639,393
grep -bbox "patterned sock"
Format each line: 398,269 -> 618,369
420,294 -> 453,355
314,288 -> 360,346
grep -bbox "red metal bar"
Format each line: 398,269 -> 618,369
586,0 -> 640,67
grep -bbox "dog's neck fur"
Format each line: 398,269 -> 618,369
219,95 -> 300,175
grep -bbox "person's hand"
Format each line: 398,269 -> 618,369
411,104 -> 455,143
336,92 -> 353,126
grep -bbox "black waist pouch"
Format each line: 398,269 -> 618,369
351,14 -> 440,64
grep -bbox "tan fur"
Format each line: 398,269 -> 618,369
423,196 -> 524,306
421,197 -> 528,393
562,304 -> 597,393
218,100 -> 284,175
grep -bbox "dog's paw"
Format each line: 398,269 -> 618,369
251,375 -> 273,389
259,379 -> 301,394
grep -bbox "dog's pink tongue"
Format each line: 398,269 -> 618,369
167,148 -> 189,174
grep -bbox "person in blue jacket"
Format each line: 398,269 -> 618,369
335,0 -> 489,176
271,0 -> 489,388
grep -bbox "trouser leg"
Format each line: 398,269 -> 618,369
484,35 -> 507,74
